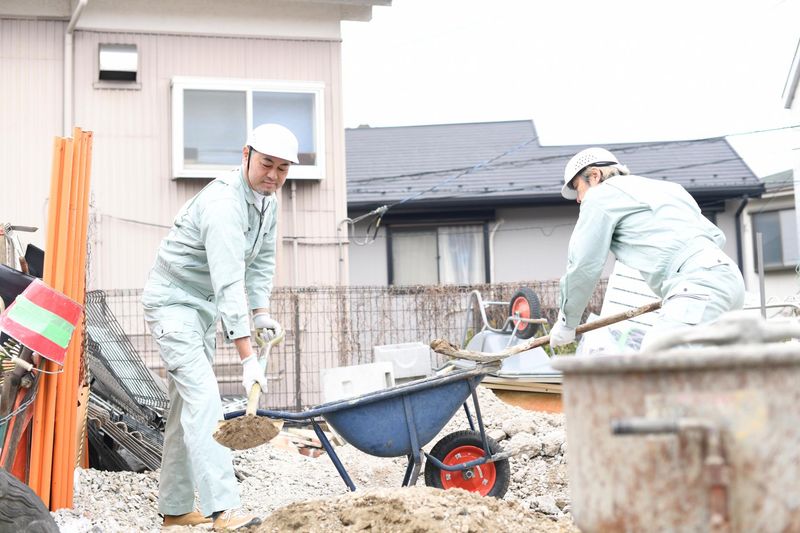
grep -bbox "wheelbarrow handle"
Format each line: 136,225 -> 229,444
430,300 -> 663,363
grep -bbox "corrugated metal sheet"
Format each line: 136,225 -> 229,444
68,30 -> 347,289
0,19 -> 64,251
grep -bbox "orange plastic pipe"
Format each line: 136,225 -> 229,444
33,136 -> 74,506
64,130 -> 92,505
54,129 -> 92,509
52,130 -> 84,506
29,137 -> 66,497
54,128 -> 90,508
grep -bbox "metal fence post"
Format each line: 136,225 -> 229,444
293,293 -> 302,410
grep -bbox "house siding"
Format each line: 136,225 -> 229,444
0,19 -> 65,250
350,203 -> 745,288
2,23 -> 348,289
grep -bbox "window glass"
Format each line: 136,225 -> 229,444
753,211 -> 781,266
183,90 -> 246,166
392,230 -> 438,285
390,224 -> 486,285
439,225 -> 485,284
253,92 -> 316,165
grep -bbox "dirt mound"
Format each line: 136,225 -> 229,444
256,486 -> 580,533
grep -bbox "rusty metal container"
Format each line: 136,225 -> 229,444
552,319 -> 800,533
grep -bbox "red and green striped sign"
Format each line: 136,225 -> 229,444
0,279 -> 82,365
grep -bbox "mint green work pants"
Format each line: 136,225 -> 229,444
142,272 -> 240,517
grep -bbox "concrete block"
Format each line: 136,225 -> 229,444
373,341 -> 432,380
321,361 -> 395,403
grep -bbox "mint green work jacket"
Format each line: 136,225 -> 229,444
559,174 -> 728,328
150,167 -> 277,340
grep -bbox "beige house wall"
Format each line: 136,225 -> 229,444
0,19 -> 65,252
1,17 -> 349,290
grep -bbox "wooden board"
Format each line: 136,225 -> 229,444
490,389 -> 563,414
481,379 -> 563,414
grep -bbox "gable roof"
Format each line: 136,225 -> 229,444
346,120 -> 763,212
761,169 -> 794,194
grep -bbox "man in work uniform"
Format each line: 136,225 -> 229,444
549,147 -> 745,351
142,123 -> 298,530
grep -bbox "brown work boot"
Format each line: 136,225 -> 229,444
212,510 -> 262,530
162,510 -> 212,528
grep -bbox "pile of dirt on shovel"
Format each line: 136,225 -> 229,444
255,485 -> 580,533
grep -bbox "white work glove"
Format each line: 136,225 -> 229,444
549,311 -> 576,348
241,354 -> 268,394
253,312 -> 280,337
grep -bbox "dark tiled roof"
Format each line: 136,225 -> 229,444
761,169 -> 794,194
346,120 -> 763,211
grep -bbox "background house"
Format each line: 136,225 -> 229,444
1,0 -> 390,290
741,169 -> 798,305
346,120 -> 764,288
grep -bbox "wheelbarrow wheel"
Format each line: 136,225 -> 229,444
509,287 -> 541,339
424,430 -> 509,498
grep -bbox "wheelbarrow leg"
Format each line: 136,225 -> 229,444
462,401 -> 476,432
401,395 -> 422,487
402,454 -> 422,487
467,378 -> 492,453
312,420 -> 355,491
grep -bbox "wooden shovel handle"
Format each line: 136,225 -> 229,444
430,300 -> 663,362
245,382 -> 261,417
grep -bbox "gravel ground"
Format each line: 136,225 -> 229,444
53,387 -> 578,532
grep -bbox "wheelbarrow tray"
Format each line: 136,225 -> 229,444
310,366 -> 488,457
225,365 -> 500,493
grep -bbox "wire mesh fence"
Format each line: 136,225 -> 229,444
99,280 -> 607,412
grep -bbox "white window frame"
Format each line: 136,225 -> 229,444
171,76 -> 325,180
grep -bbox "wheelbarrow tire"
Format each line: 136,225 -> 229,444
508,287 -> 541,339
424,430 -> 510,498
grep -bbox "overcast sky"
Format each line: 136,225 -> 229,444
341,0 -> 800,177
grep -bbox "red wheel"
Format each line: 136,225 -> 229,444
424,430 -> 509,498
439,445 -> 497,495
508,287 -> 541,339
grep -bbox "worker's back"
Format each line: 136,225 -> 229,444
581,174 -> 727,297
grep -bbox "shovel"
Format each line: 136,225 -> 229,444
430,301 -> 663,363
213,328 -> 285,450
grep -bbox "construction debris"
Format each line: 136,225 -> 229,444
53,386 -> 575,532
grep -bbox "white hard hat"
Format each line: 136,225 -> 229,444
561,147 -> 620,199
246,123 -> 299,164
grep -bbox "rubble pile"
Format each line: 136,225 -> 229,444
54,387 -> 577,532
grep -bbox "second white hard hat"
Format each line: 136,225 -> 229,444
246,123 -> 299,164
561,147 -> 619,199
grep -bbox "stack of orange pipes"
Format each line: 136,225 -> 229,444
28,127 -> 93,510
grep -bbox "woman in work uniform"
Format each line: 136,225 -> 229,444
142,124 -> 298,530
549,147 -> 745,351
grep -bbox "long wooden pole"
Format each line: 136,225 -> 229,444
430,301 -> 663,363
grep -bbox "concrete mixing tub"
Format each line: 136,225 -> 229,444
553,342 -> 800,533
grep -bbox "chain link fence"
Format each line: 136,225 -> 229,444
98,280 -> 607,412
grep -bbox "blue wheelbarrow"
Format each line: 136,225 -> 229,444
223,364 -> 511,497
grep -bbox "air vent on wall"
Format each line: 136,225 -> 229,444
98,44 -> 138,82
